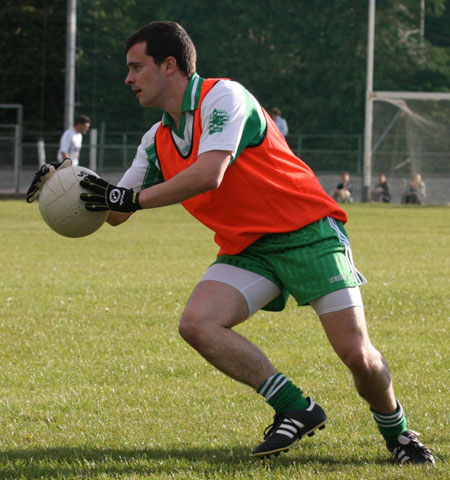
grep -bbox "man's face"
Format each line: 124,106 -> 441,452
75,122 -> 90,134
125,42 -> 167,108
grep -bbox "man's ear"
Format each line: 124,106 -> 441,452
163,56 -> 178,74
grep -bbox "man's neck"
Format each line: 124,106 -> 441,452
162,74 -> 190,130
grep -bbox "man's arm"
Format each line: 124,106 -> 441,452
138,150 -> 232,209
107,211 -> 133,226
87,149 -> 233,224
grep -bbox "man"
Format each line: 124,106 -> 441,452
331,172 -> 353,204
270,107 -> 289,137
57,115 -> 91,166
27,21 -> 434,465
402,173 -> 426,205
370,173 -> 391,203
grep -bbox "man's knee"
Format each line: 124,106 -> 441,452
178,308 -> 206,347
341,345 -> 386,376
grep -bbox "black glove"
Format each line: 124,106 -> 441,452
80,175 -> 142,213
26,158 -> 72,203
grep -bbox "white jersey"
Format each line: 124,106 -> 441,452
57,128 -> 83,165
274,116 -> 288,137
118,74 -> 266,191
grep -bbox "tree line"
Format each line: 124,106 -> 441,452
1,0 -> 449,138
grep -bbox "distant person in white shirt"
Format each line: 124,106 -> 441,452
270,107 -> 288,137
57,115 -> 91,166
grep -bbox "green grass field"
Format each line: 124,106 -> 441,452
1,201 -> 449,479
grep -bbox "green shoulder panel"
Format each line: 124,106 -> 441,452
233,88 -> 267,161
142,143 -> 164,188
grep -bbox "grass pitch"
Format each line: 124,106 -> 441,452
0,201 -> 449,479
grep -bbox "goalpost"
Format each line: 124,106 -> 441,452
362,0 -> 450,202
0,103 -> 23,194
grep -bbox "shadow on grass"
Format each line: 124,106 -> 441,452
0,445 -> 396,479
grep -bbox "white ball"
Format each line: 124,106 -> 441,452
39,166 -> 108,238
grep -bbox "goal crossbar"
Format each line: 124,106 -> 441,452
373,91 -> 450,101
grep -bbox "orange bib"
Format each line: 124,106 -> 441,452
155,78 -> 347,255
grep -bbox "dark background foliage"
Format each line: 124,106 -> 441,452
0,0 -> 449,138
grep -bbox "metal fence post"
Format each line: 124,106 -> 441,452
89,128 -> 98,172
98,122 -> 105,175
37,138 -> 46,165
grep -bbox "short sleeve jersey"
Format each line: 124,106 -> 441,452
118,74 -> 346,255
118,74 -> 266,190
57,128 -> 83,163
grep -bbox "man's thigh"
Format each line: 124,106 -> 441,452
191,264 -> 280,324
214,217 -> 367,310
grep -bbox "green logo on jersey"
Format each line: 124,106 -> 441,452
208,109 -> 229,134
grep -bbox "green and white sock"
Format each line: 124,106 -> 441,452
257,373 -> 310,413
371,400 -> 408,441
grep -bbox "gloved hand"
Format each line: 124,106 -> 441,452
26,158 -> 72,203
80,175 -> 142,213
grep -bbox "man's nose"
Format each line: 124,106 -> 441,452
125,72 -> 133,85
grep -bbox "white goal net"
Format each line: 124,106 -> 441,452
362,1 -> 450,204
365,91 -> 450,203
371,92 -> 450,178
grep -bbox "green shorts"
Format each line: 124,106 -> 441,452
214,217 -> 367,311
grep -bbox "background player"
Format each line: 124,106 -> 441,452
57,115 -> 91,166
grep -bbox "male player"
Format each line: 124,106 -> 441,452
27,21 -> 434,465
57,115 -> 91,166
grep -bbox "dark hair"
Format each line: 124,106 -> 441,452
75,115 -> 90,125
125,21 -> 196,78
271,107 -> 281,116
